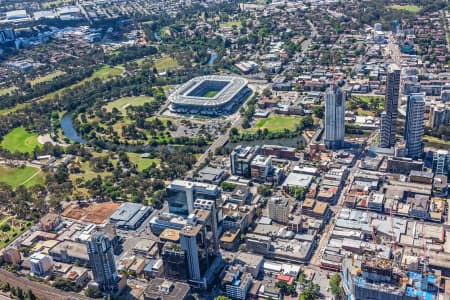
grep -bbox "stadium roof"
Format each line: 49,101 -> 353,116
169,75 -> 247,107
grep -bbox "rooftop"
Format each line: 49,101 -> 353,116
160,228 -> 180,242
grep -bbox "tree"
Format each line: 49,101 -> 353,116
299,282 -> 320,300
221,182 -> 237,192
288,186 -> 306,201
84,287 -> 103,298
298,272 -> 306,286
312,105 -> 324,119
329,273 -> 343,298
276,280 -> 296,295
52,277 -> 78,292
215,296 -> 232,300
257,184 -> 272,197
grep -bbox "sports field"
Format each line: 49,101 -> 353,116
0,165 -> 45,188
203,90 -> 220,98
1,127 -> 41,154
250,114 -> 302,132
104,96 -> 156,114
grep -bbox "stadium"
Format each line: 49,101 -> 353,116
169,75 -> 251,115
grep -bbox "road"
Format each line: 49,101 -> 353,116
309,130 -> 378,267
186,83 -> 266,177
0,269 -> 91,300
300,20 -> 318,56
187,112 -> 242,177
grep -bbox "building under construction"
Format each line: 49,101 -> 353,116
342,255 -> 439,300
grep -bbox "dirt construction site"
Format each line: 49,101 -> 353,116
62,201 -> 121,224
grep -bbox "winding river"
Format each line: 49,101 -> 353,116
60,113 -> 87,144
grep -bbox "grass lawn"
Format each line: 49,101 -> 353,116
127,153 -> 161,171
0,65 -> 123,116
0,86 -> 17,97
1,127 -> 41,154
390,5 -> 421,13
248,114 -> 302,132
92,65 -> 123,80
203,90 -> 219,98
220,21 -> 242,29
0,216 -> 32,250
423,135 -> 450,149
39,65 -> 123,102
348,95 -> 384,117
69,159 -> 112,182
29,70 -> 65,86
155,57 -> 179,71
0,165 -> 45,188
159,26 -> 171,39
354,95 -> 384,103
104,96 -> 156,114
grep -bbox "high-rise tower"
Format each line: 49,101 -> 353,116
380,65 -> 401,148
405,93 -> 425,159
86,232 -> 120,294
325,86 -> 345,149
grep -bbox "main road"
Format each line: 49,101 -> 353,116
186,82 -> 267,178
309,130 -> 378,266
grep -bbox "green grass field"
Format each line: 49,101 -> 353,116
0,86 -> 17,97
127,153 -> 161,171
248,114 -> 302,132
1,127 -> 40,154
0,65 -> 123,116
354,95 -> 384,103
390,5 -> 421,13
220,21 -> 242,29
203,91 -> 219,98
0,216 -> 32,250
348,95 -> 384,117
104,96 -> 156,114
0,165 -> 45,188
38,65 -> 122,102
155,57 -> 179,71
423,135 -> 450,149
29,70 -> 65,86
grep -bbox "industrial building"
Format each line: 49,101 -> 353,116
109,203 -> 152,230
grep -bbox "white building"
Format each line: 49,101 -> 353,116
268,197 -> 289,224
405,93 -> 425,159
29,252 -> 53,276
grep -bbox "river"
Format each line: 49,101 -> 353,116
207,50 -> 217,66
60,113 -> 87,144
